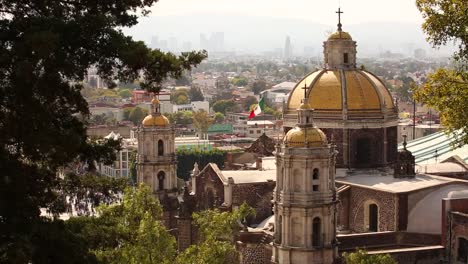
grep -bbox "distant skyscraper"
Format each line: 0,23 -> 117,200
284,36 -> 292,60
150,36 -> 159,49
200,32 -> 224,52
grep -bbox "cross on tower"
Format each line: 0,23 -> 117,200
336,7 -> 343,31
301,81 -> 310,101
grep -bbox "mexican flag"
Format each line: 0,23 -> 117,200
249,97 -> 265,119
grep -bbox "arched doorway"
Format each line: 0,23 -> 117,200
312,217 -> 321,247
368,203 -> 378,232
157,171 -> 165,191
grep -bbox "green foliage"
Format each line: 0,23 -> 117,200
213,112 -> 225,123
172,89 -> 190,105
175,203 -> 255,264
230,76 -> 249,87
128,106 -> 148,125
414,69 -> 468,146
415,0 -> 468,145
212,99 -> 238,114
118,89 -> 133,99
166,111 -> 193,125
416,0 -> 468,66
395,76 -> 415,102
176,148 -> 226,180
250,79 -> 267,95
193,110 -> 213,134
53,173 -> 129,217
243,96 -> 258,111
189,85 -> 205,101
67,185 -> 176,264
0,0 -> 206,261
343,249 -> 396,264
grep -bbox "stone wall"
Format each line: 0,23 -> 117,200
447,212 -> 468,263
195,165 -> 225,210
348,186 -> 397,232
337,187 -> 350,231
232,182 -> 275,223
237,232 -> 273,264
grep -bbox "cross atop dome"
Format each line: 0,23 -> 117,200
336,7 -> 343,32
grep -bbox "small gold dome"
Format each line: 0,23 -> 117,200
299,102 -> 312,110
142,114 -> 169,127
328,31 -> 352,40
284,127 -> 327,147
151,98 -> 160,105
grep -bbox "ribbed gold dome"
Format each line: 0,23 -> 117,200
328,31 -> 352,40
287,70 -> 395,114
283,127 -> 327,148
142,114 -> 169,127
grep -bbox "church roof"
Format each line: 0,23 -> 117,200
286,70 -> 395,115
336,172 -> 468,193
221,170 -> 276,184
399,129 -> 468,164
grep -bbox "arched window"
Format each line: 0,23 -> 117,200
158,140 -> 164,156
312,217 -> 321,247
157,171 -> 165,191
313,168 -> 319,180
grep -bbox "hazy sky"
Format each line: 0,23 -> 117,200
150,0 -> 424,25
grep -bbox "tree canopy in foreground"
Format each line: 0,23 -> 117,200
414,0 -> 468,145
0,0 -> 206,262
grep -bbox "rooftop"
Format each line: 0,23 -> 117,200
336,171 -> 468,193
221,169 -> 276,184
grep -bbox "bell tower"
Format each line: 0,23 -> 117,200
136,98 -> 178,196
323,8 -> 357,69
273,86 -> 338,264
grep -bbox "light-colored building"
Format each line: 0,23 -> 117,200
98,131 -> 137,178
173,101 -> 209,113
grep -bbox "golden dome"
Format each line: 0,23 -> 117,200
284,127 -> 327,148
287,70 -> 395,115
328,31 -> 352,40
142,114 -> 169,127
299,102 -> 312,110
151,98 -> 160,105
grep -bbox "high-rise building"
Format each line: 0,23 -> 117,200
284,35 -> 292,60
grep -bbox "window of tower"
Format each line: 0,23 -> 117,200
312,217 -> 322,247
344,53 -> 349,64
313,185 -> 319,192
313,168 -> 319,180
157,171 -> 165,191
158,140 -> 164,156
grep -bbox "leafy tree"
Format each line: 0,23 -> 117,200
343,249 -> 396,264
172,89 -> 190,105
212,99 -> 239,114
230,76 -> 248,87
176,148 -> 226,180
53,173 -> 129,216
189,85 -> 205,101
243,96 -> 258,111
118,89 -> 133,99
250,79 -> 267,94
128,107 -> 148,125
67,185 -> 177,264
414,69 -> 468,146
193,110 -> 213,137
0,0 -> 206,261
414,0 -> 468,145
167,111 -> 193,125
416,0 -> 468,65
213,112 -> 225,123
175,203 -> 255,264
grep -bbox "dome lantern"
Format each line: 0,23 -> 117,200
142,96 -> 170,127
324,8 -> 357,69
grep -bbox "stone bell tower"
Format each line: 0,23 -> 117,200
136,98 -> 178,226
273,85 -> 338,264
